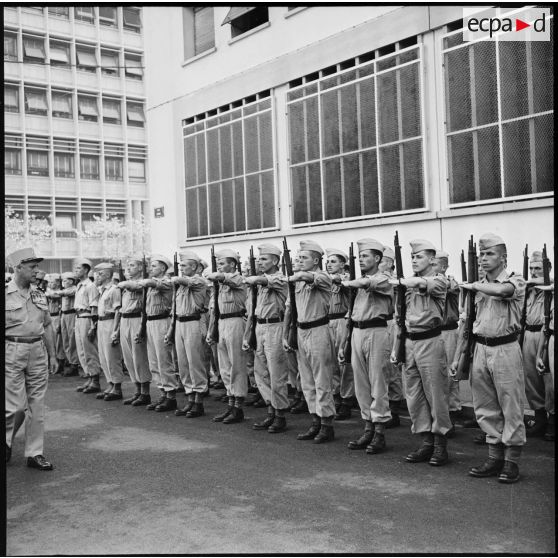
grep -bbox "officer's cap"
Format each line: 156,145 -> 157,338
150,254 -> 172,270
198,259 -> 208,270
127,255 -> 144,265
215,249 -> 240,263
299,240 -> 324,256
94,262 -> 114,271
478,233 -> 506,251
180,250 -> 201,264
258,243 -> 281,258
357,238 -> 384,255
74,258 -> 93,269
382,246 -> 395,261
61,271 -> 77,282
7,246 -> 43,267
326,248 -> 348,262
531,251 -> 543,262
435,250 -> 450,260
410,239 -> 437,255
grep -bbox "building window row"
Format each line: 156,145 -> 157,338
5,135 -> 147,182
5,83 -> 145,127
4,31 -> 143,80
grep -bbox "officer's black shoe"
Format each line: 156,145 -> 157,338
290,398 -> 309,414
429,436 -> 449,466
155,397 -> 177,412
405,443 -> 434,463
76,379 -> 91,392
313,425 -> 335,444
384,413 -> 400,429
469,458 -> 505,478
27,455 -> 53,471
96,391 -> 109,400
83,384 -> 101,394
123,393 -> 141,405
213,406 -> 233,422
175,400 -> 195,416
253,414 -> 275,430
223,406 -> 244,424
146,394 -> 166,410
473,432 -> 487,445
297,420 -> 321,440
366,432 -> 386,454
335,402 -> 352,421
132,393 -> 151,406
186,402 -> 204,418
268,416 -> 287,433
104,392 -> 123,401
6,444 -> 11,463
348,429 -> 374,450
497,461 -> 520,484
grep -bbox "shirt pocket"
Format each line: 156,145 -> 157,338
6,300 -> 26,327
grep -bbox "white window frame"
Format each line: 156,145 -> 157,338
76,46 -> 97,72
23,36 -> 46,61
124,54 -> 143,79
126,102 -> 145,126
80,154 -> 100,180
123,7 -> 141,33
4,33 -> 18,61
5,148 -> 22,175
74,6 -> 95,24
128,159 -> 146,182
101,50 -> 119,76
53,152 -> 75,178
27,150 -> 49,176
4,85 -> 19,113
99,6 -> 117,27
105,157 -> 124,181
49,41 -> 71,66
78,95 -> 99,121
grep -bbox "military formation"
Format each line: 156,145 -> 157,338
5,232 -> 555,485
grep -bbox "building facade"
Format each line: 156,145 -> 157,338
4,5 -> 150,272
143,5 -> 553,275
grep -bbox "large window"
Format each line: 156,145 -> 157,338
442,17 -> 554,204
4,33 -> 17,61
48,6 -> 69,19
76,45 -> 97,72
27,150 -> 49,177
53,139 -> 75,178
128,145 -> 147,182
123,7 -> 141,33
4,84 -> 19,113
22,35 -> 45,62
126,101 -> 145,127
183,92 -> 276,238
78,94 -> 99,122
99,6 -> 117,27
105,144 -> 124,181
183,7 -> 215,59
24,87 -> 48,116
49,40 -> 71,67
103,97 -> 121,124
222,6 -> 268,39
74,6 -> 95,24
52,90 -> 72,118
124,53 -> 143,80
287,45 -> 425,226
101,49 -> 119,76
80,155 -> 100,179
5,135 -> 22,175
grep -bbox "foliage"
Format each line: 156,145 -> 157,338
5,206 -> 53,254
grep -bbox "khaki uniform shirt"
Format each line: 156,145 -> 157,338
5,280 -> 51,336
442,275 -> 460,326
46,290 -> 61,314
255,272 -> 287,320
218,272 -> 246,314
473,270 -> 525,337
146,276 -> 173,316
58,286 -> 77,311
404,272 -> 448,333
295,270 -> 331,323
525,288 -> 544,327
350,271 -> 393,322
120,285 -> 143,314
329,275 -> 350,316
74,279 -> 99,316
98,283 -> 122,317
175,276 -> 207,315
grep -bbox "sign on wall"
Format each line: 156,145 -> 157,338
154,206 -> 165,218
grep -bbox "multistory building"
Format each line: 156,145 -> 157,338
4,5 -> 150,272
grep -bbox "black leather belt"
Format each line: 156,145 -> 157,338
351,318 -> 387,329
147,312 -> 170,321
473,332 -> 518,347
121,311 -> 142,319
61,309 -> 76,315
6,335 -> 42,344
50,311 -> 60,317
328,312 -> 346,320
220,311 -> 245,319
525,323 -> 543,332
177,314 -> 201,322
76,313 -> 94,319
407,327 -> 442,341
297,316 -> 329,330
98,313 -> 115,321
441,322 -> 458,331
257,317 -> 282,324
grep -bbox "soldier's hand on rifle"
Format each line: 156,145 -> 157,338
282,338 -> 293,353
338,347 -> 346,365
535,284 -> 554,292
206,333 -> 215,346
389,350 -> 398,365
458,281 -> 477,291
134,333 -> 144,344
536,356 -> 546,375
241,339 -> 251,352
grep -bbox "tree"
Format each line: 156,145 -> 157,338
5,206 -> 53,255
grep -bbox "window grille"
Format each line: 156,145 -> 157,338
26,135 -> 50,150
5,134 -> 23,148
28,196 -> 52,214
81,198 -> 103,213
52,90 -> 72,118
23,36 -> 46,61
287,43 -> 425,226
6,195 -> 25,212
442,12 -> 554,205
4,84 -> 19,113
106,199 -> 127,214
105,144 -> 124,181
183,91 -> 275,239
55,197 -> 78,212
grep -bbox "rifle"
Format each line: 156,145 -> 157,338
209,245 -> 220,343
281,255 -> 286,276
138,254 -> 148,341
459,249 -> 467,310
282,237 -> 298,350
393,231 -> 407,365
168,252 -> 179,341
456,236 -> 478,381
247,246 -> 258,351
518,244 -> 529,348
539,244 -> 551,375
118,260 -> 126,282
341,242 -> 356,364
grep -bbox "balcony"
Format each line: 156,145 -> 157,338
54,178 -> 78,196
22,62 -> 48,83
48,15 -> 72,36
50,66 -> 74,87
74,69 -> 99,90
99,26 -> 121,46
126,126 -> 147,143
4,111 -> 22,130
77,119 -> 101,138
25,113 -> 50,133
27,175 -> 52,196
79,179 -> 103,197
73,21 -> 97,40
55,237 -> 79,257
51,116 -> 76,136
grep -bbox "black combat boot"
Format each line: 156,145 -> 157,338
405,432 -> 434,463
253,405 -> 275,430
175,393 -> 195,416
146,389 -> 166,411
429,434 -> 449,466
297,414 -> 321,440
348,420 -> 374,450
366,423 -> 386,454
124,382 -> 141,405
313,416 -> 335,444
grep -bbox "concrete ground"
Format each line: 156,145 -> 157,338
6,375 -> 555,555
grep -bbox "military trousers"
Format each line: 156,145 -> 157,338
386,319 -> 404,401
52,315 -> 65,360
297,325 -> 336,418
147,317 -> 178,392
471,340 -> 526,446
119,316 -> 151,384
217,317 -> 248,397
441,329 -> 461,412
286,350 -> 301,391
97,319 -> 124,385
254,322 -> 289,410
351,327 -> 392,423
5,340 -> 48,457
403,335 -> 452,436
60,313 -> 78,365
522,329 -> 554,413
175,318 -> 207,393
328,317 -> 354,399
75,317 -> 102,377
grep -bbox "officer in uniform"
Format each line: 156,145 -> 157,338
206,249 -> 248,424
136,254 -> 177,411
452,233 -> 526,483
432,250 -> 463,431
94,262 -> 125,401
117,256 -> 152,406
74,258 -> 103,394
325,248 -> 354,421
45,273 -> 66,374
5,247 -> 57,470
389,239 -> 451,466
243,243 -> 289,433
54,271 -> 80,377
287,240 -> 336,443
522,251 -> 554,437
165,249 -> 208,418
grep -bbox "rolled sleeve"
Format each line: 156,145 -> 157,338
366,272 -> 392,295
265,273 -> 287,290
153,277 -> 172,291
418,274 -> 447,297
310,271 -> 332,291
221,272 -> 244,289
